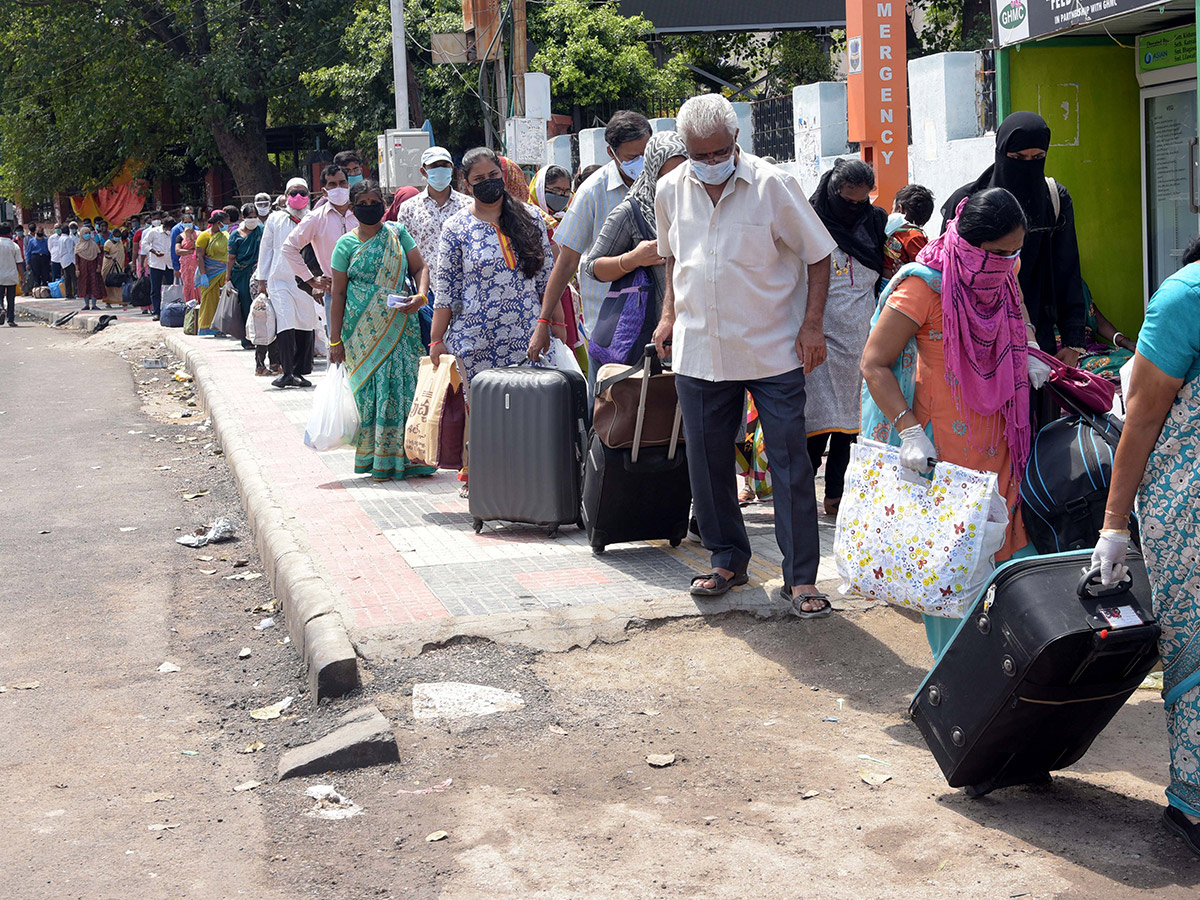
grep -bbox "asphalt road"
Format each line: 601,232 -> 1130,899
0,322 -> 284,899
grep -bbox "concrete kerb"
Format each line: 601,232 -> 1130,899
159,331 -> 360,700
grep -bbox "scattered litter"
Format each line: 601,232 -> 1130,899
141,792 -> 174,803
176,518 -> 236,548
238,741 -> 265,754
148,823 -> 180,832
119,526 -> 138,533
155,465 -> 171,471
180,750 -> 199,756
425,830 -> 449,842
397,778 -> 452,796
822,716 -> 839,723
860,771 -> 892,787
837,698 -> 846,710
282,636 -> 291,644
128,430 -> 144,435
143,359 -> 166,369
857,754 -> 892,767
238,648 -> 252,659
304,785 -> 362,820
637,709 -> 661,717
37,530 -> 50,535
234,780 -> 262,793
762,720 -> 777,727
1140,671 -> 1164,691
548,726 -> 568,736
182,491 -> 210,501
250,697 -> 293,720
157,662 -> 181,674
412,682 -> 525,720
253,617 -> 276,631
198,569 -> 218,576
0,687 -> 6,693
801,790 -> 821,800
233,558 -> 250,568
646,753 -> 676,768
226,572 -> 262,581
252,600 -> 277,614
196,555 -> 214,562
12,681 -> 40,690
173,370 -> 193,383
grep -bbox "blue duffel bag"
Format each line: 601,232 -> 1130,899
160,299 -> 186,328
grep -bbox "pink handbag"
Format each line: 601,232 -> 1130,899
1029,347 -> 1116,415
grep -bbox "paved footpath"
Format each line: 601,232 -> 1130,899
17,297 -> 851,661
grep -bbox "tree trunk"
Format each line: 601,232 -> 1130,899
209,96 -> 278,196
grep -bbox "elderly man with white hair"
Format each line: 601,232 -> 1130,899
256,176 -> 318,389
654,93 -> 837,617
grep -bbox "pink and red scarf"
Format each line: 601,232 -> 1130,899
916,200 -> 1031,476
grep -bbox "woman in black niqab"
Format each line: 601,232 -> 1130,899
942,111 -> 1086,358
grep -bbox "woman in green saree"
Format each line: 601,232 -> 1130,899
329,180 -> 436,481
226,202 -> 264,350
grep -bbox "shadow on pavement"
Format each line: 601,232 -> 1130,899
937,776 -> 1200,888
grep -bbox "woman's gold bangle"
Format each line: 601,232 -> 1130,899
330,340 -> 342,347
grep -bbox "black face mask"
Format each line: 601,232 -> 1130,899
828,192 -> 869,228
472,177 -> 506,205
545,192 -> 570,214
354,202 -> 385,226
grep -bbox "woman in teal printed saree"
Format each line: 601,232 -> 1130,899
1097,239 -> 1200,854
329,180 -> 436,481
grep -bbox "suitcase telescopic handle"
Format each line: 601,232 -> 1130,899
1077,566 -> 1133,600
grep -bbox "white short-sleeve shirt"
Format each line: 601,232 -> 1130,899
655,152 -> 836,383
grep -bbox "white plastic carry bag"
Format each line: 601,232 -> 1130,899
834,440 -> 1008,618
303,364 -> 360,451
246,293 -> 276,346
546,337 -> 582,376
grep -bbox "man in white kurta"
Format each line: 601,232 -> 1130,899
256,176 -> 317,388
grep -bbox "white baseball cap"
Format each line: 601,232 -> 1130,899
421,147 -> 453,167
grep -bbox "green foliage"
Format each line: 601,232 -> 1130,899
913,0 -> 993,53
0,0 -> 343,202
665,29 -> 833,98
528,0 -> 693,106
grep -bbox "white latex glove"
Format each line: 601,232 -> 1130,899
899,425 -> 936,474
1090,529 -> 1131,586
1027,342 -> 1052,389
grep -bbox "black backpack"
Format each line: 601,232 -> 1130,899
1019,385 -> 1134,554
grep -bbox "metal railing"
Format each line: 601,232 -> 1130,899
752,95 -> 796,162
980,49 -> 998,135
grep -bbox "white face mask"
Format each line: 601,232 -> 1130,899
242,217 -> 260,229
691,153 -> 737,186
326,187 -> 351,206
255,201 -> 271,216
151,219 -> 162,227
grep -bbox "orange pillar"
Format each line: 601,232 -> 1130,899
846,0 -> 909,209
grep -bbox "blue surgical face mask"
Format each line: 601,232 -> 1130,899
617,155 -> 644,180
691,154 -> 737,186
426,167 -> 454,191
347,173 -> 363,186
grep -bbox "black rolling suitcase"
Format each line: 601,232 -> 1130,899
582,346 -> 690,553
910,549 -> 1160,796
468,365 -> 587,537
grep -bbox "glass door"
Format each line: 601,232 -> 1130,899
1143,81 -> 1199,301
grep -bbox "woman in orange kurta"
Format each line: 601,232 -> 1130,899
862,188 -> 1049,656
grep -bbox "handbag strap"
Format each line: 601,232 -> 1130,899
595,343 -> 661,396
1044,381 -> 1122,451
626,198 -> 652,244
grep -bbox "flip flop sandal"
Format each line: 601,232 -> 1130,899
1163,806 -> 1200,858
690,571 -> 749,597
777,585 -> 833,619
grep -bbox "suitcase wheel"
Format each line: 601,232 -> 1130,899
547,525 -> 559,538
592,545 -> 606,555
472,519 -> 484,534
669,538 -> 681,548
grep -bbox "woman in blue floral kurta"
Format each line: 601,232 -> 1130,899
431,154 -> 553,401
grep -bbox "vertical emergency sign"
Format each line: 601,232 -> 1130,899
846,0 -> 908,209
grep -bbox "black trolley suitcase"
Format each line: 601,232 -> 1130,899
910,549 -> 1160,796
468,365 -> 588,537
582,345 -> 691,553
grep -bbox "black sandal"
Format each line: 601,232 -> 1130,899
1163,806 -> 1200,857
690,571 -> 749,597
777,585 -> 833,618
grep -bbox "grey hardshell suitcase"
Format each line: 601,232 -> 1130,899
910,549 -> 1159,796
468,365 -> 588,537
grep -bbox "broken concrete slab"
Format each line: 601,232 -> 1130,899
412,682 -> 525,720
277,705 -> 398,781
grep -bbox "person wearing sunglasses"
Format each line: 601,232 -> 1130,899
861,187 -> 1048,658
